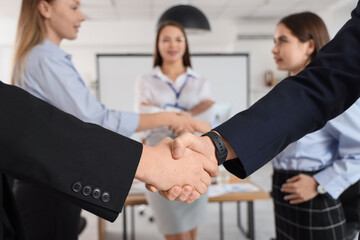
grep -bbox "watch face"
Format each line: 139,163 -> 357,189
317,185 -> 327,194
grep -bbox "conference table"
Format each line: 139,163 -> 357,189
98,178 -> 270,240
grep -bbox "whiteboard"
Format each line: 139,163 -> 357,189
97,53 -> 249,121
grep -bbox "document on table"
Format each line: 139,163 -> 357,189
208,183 -> 260,197
129,180 -> 260,197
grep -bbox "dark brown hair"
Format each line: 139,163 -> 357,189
279,12 -> 330,60
153,21 -> 191,68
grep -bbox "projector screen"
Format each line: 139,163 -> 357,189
96,53 -> 249,123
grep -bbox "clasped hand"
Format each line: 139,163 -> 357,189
136,133 -> 218,203
281,174 -> 319,204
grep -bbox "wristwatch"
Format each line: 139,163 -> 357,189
317,184 -> 327,194
202,131 -> 228,166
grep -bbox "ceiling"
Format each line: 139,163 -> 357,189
80,0 -> 342,21
0,0 -> 353,23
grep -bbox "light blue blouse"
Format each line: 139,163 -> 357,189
272,100 -> 360,199
19,39 -> 138,137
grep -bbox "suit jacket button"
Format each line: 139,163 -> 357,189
82,186 -> 92,196
101,192 -> 110,203
72,182 -> 82,193
92,188 -> 101,199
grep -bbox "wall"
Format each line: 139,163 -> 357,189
0,19 -> 17,84
61,18 -> 268,105
62,19 -> 238,87
0,1 -> 357,103
233,21 -> 287,105
319,0 -> 357,38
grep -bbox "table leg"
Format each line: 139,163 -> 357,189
131,206 -> 135,240
237,201 -> 255,239
123,206 -> 127,240
237,201 -> 247,236
98,218 -> 106,240
248,201 -> 254,240
237,201 -> 241,230
219,202 -> 224,240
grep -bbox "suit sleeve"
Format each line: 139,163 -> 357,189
0,81 -> 142,222
215,2 -> 360,178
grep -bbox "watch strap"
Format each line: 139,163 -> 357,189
202,131 -> 228,166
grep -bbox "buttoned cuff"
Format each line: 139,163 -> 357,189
313,169 -> 351,199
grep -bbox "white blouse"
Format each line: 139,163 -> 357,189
135,66 -> 214,143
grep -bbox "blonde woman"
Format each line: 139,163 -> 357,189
11,0 -> 210,239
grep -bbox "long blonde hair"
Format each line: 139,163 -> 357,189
11,0 -> 54,85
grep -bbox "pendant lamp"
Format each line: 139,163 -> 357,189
157,4 -> 211,32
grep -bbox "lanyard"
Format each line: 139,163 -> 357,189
164,76 -> 190,111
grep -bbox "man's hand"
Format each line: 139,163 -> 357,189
146,184 -> 200,203
172,133 -> 218,167
152,133 -> 219,202
172,131 -> 237,161
135,137 -> 216,197
155,132 -> 237,202
281,174 -> 319,204
144,132 -> 239,203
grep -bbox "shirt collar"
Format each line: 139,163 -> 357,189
152,66 -> 199,81
41,39 -> 72,60
185,67 -> 200,79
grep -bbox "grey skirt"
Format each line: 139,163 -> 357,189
146,191 -> 207,235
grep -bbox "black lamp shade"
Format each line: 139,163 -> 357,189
157,4 -> 211,32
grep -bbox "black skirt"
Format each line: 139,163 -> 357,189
272,169 -> 346,240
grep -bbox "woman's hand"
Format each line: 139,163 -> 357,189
191,120 -> 211,134
168,113 -> 195,135
178,110 -> 192,118
188,99 -> 215,116
169,114 -> 211,136
141,99 -> 153,106
281,174 -> 319,204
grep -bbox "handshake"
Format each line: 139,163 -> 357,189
135,132 -> 225,203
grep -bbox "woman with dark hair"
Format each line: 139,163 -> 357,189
271,12 -> 360,240
272,12 -> 329,75
135,21 -> 214,240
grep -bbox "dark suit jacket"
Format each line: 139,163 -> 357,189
0,81 -> 143,239
216,1 -> 360,178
